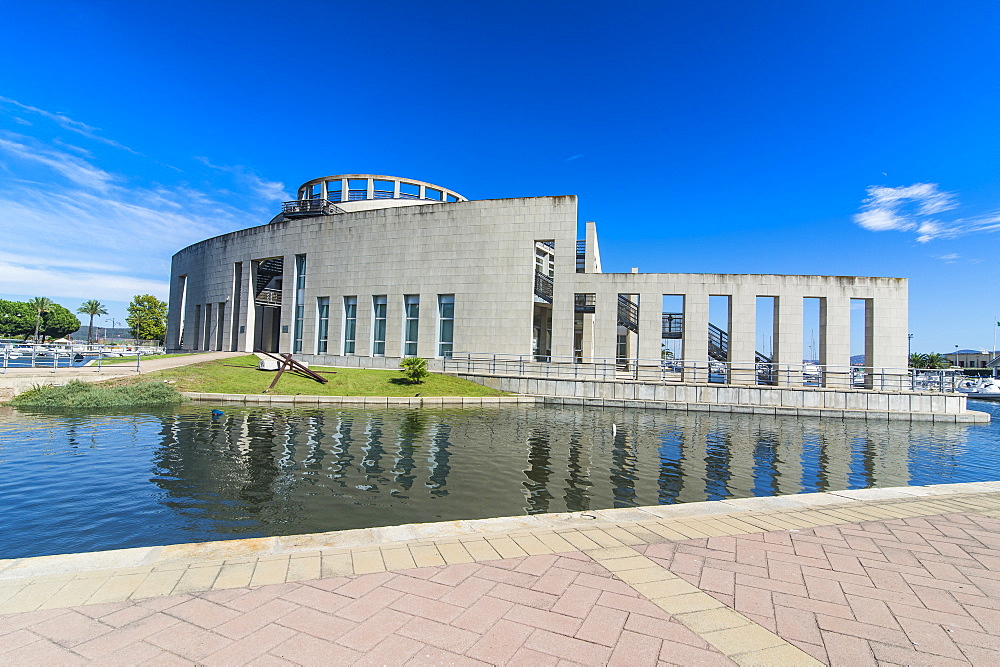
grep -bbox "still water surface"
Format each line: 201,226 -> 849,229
1,401 -> 998,559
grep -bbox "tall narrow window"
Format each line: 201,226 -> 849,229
403,295 -> 419,356
343,296 -> 357,354
176,274 -> 187,348
293,255 -> 306,353
316,297 -> 330,354
372,295 -> 387,356
438,294 -> 455,358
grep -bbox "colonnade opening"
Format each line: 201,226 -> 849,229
803,297 -> 822,365
574,293 -> 595,363
852,298 -> 874,387
756,296 -> 777,384
617,294 -> 639,368
533,241 -> 554,361
708,295 -> 731,364
252,257 -> 283,353
662,295 -> 684,362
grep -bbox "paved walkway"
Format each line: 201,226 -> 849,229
0,352 -> 244,399
2,483 -> 999,665
0,351 -> 244,376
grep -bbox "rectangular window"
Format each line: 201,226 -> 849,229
403,295 -> 419,356
293,255 -> 306,353
343,296 -> 357,354
372,295 -> 387,356
437,294 -> 455,358
316,297 -> 330,354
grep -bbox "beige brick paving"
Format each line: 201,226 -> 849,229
0,484 -> 998,664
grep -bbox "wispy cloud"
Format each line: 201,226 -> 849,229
0,100 -> 287,306
853,182 -> 1000,242
195,157 -> 290,202
0,96 -> 140,154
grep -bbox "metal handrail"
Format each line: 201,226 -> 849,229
443,352 -> 967,393
281,200 -> 346,216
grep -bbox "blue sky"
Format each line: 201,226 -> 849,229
0,1 -> 997,354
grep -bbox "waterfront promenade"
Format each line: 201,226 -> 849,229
2,483 -> 999,665
0,351 -> 244,400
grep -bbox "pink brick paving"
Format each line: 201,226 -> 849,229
639,511 -> 1000,665
0,552 -> 733,666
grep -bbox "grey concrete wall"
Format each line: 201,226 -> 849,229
168,196 -> 579,359
454,373 -> 985,422
168,191 -> 908,374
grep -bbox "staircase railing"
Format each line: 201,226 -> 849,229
617,295 -> 639,333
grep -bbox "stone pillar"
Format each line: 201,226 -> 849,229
729,292 -> 757,384
366,178 -> 375,200
869,293 -> 909,390
340,178 -> 349,202
418,294 -> 438,360
242,263 -> 257,353
682,292 -> 709,382
384,292 -> 403,358
585,221 -> 602,273
638,292 -> 662,368
821,296 -> 851,388
593,288 -> 619,366
775,295 -> 804,386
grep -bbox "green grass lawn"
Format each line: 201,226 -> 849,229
113,355 -> 506,397
97,353 -> 197,365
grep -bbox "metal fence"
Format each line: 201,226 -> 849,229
444,352 -> 966,393
0,343 -> 166,374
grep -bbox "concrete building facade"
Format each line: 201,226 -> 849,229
167,174 -> 909,384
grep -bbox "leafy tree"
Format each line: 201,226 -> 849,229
399,356 -> 429,383
909,352 -> 951,369
28,296 -> 53,342
41,304 -> 81,341
127,294 -> 168,342
0,300 -> 34,338
924,352 -> 951,369
77,299 -> 108,344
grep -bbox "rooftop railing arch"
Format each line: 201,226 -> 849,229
295,174 -> 467,205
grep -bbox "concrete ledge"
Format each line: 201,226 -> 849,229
2,481 -> 998,584
179,391 -> 992,422
181,392 -> 534,407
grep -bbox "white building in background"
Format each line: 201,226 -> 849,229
167,173 -> 908,382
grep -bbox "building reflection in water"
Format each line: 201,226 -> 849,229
147,405 -> 953,538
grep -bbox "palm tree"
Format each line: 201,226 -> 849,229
77,299 -> 108,344
28,296 -> 53,343
924,352 -> 951,369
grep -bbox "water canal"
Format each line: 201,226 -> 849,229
1,401 -> 998,559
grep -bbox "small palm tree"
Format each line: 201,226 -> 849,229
924,352 -> 950,369
28,296 -> 53,343
909,352 -> 929,368
77,299 -> 108,344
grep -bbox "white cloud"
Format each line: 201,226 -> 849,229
0,100 -> 286,306
195,156 -> 291,202
0,96 -> 140,154
853,182 -> 1000,243
0,261 -> 167,301
0,134 -> 116,191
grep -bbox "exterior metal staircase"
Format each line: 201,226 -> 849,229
533,271 -> 553,303
254,258 -> 283,307
617,295 -> 638,333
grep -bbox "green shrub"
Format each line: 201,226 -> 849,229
399,357 -> 429,384
8,380 -> 183,408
